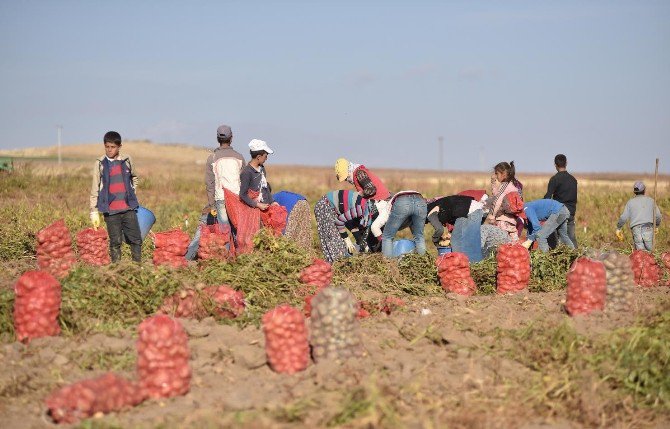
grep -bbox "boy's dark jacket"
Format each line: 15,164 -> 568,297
89,155 -> 139,213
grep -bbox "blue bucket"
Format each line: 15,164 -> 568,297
437,246 -> 452,255
392,239 -> 416,257
136,206 -> 156,241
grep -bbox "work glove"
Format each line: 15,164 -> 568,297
615,229 -> 624,241
90,211 -> 102,230
521,239 -> 533,249
344,237 -> 356,254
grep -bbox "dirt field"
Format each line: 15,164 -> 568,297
0,142 -> 668,428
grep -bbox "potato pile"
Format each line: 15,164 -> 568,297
158,285 -> 245,320
630,250 -> 660,287
262,305 -> 310,374
76,227 -> 110,266
436,252 -> 476,296
496,243 -> 530,294
13,270 -> 61,343
299,258 -> 333,288
599,252 -> 635,312
565,257 -> 606,316
36,219 -> 76,279
203,285 -> 246,319
45,372 -> 145,424
158,288 -> 204,319
197,224 -> 232,261
152,229 -> 190,268
136,315 -> 191,399
309,287 -> 364,363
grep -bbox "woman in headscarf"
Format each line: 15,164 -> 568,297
334,158 -> 391,200
314,189 -> 378,263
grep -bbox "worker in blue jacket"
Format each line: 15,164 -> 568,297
522,199 -> 575,252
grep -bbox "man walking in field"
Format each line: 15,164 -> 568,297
616,181 -> 662,252
544,154 -> 578,247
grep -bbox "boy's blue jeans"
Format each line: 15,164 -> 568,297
632,223 -> 654,252
382,195 -> 427,257
185,200 -> 229,260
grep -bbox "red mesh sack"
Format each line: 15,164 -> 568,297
158,289 -> 204,319
262,305 -> 310,374
260,204 -> 288,236
224,188 -> 261,255
136,315 -> 191,399
197,223 -> 232,261
565,257 -> 607,316
436,252 -> 476,296
630,250 -> 660,287
36,219 -> 76,279
45,372 -> 145,424
496,243 -> 531,294
13,271 -> 61,343
203,285 -> 245,319
299,258 -> 333,288
152,229 -> 190,268
76,227 -> 110,266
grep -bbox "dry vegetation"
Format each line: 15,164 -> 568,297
0,141 -> 668,428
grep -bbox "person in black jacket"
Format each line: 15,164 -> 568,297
544,154 -> 578,247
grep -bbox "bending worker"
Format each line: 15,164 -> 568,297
335,158 -> 391,200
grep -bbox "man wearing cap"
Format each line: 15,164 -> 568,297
205,125 -> 245,222
186,125 -> 244,260
616,181 -> 662,251
240,139 -> 276,210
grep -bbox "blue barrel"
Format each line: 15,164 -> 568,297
437,246 -> 452,256
136,206 -> 156,241
392,239 -> 415,257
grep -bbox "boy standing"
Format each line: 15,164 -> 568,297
89,131 -> 142,262
544,154 -> 578,247
616,181 -> 662,251
240,139 -> 276,210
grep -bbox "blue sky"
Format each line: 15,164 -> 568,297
1,0 -> 668,173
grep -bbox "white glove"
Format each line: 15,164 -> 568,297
90,211 -> 102,230
344,237 -> 356,254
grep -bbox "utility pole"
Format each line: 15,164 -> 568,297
438,136 -> 444,171
57,125 -> 63,165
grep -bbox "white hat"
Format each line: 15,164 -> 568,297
248,139 -> 274,154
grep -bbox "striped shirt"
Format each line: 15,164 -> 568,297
107,160 -> 130,214
326,190 -> 370,235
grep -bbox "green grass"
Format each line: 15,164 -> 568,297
495,306 -> 670,420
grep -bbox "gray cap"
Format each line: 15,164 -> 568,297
217,125 -> 232,139
633,181 -> 645,193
